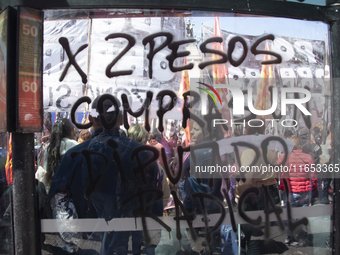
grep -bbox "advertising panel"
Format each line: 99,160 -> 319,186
17,7 -> 43,132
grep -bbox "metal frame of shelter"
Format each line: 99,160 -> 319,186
0,0 -> 340,254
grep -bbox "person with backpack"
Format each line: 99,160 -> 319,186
49,94 -> 163,255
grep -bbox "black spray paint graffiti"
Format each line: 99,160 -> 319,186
58,37 -> 88,84
58,22 -> 313,244
70,149 -> 108,200
52,32 -> 312,129
70,88 -> 312,138
58,33 -> 282,84
73,141 -> 305,247
51,33 -> 289,117
171,190 -> 197,243
68,93 -> 310,248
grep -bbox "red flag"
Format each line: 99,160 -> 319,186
5,133 -> 12,185
178,58 -> 190,96
212,17 -> 232,138
212,17 -> 229,84
178,58 -> 191,146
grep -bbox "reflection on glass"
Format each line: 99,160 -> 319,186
36,8 -> 333,255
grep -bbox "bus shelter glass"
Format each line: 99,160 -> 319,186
36,9 -> 334,255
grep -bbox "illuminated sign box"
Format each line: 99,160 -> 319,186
17,7 -> 43,132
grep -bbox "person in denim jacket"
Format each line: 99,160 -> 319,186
50,95 -> 162,255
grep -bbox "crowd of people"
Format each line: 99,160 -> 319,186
0,94 -> 334,255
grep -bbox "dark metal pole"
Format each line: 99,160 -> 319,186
330,18 -> 340,255
12,133 -> 40,255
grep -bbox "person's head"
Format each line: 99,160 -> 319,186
52,118 -> 76,141
314,133 -> 322,146
90,94 -> 122,131
313,126 -> 321,135
190,119 -> 209,146
152,128 -> 162,142
127,124 -> 149,144
284,130 -> 294,139
245,117 -> 265,135
78,129 -> 91,143
299,127 -> 310,139
289,135 -> 300,150
149,133 -> 157,141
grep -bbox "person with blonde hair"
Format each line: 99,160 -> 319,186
127,124 -> 149,145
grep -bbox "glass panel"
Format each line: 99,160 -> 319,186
38,9 -> 333,255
